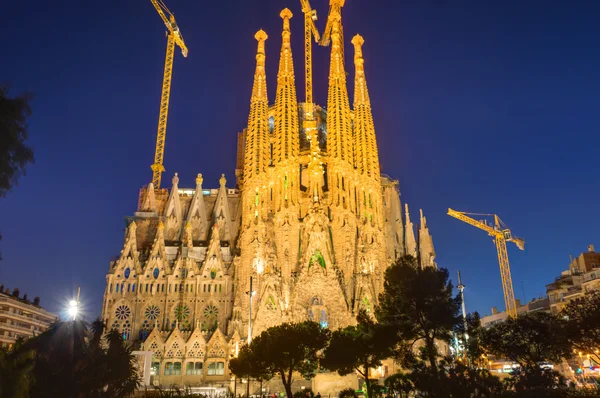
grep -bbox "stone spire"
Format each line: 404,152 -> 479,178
352,35 -> 380,180
186,173 -> 209,240
141,182 -> 157,212
404,204 -> 417,258
419,209 -> 437,269
273,9 -> 299,164
326,10 -> 353,165
243,30 -> 270,181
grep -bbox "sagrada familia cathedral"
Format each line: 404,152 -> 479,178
102,0 -> 438,388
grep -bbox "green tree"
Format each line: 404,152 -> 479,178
480,311 -> 571,392
563,291 -> 600,364
0,86 -> 35,260
11,318 -> 140,397
384,372 -> 414,398
481,311 -> 571,369
0,339 -> 35,398
0,86 -> 34,198
321,310 -> 394,398
230,321 -> 329,398
375,255 -> 462,375
229,341 -> 274,397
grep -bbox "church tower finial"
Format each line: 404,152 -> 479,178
273,9 -> 299,164
405,203 -> 417,258
326,9 -> 353,166
352,34 -> 380,180
419,209 -> 437,269
243,30 -> 270,181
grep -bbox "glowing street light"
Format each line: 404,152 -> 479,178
68,287 -> 81,321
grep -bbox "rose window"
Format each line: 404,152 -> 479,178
145,305 -> 161,320
174,304 -> 190,322
204,305 -> 218,318
115,305 -> 131,320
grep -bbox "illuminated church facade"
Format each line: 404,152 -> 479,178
101,1 -> 437,387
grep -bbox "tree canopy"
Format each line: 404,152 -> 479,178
480,311 -> 571,369
563,291 -> 600,364
229,321 -> 329,398
0,318 -> 139,398
321,310 -> 394,398
0,86 -> 34,198
375,255 -> 462,373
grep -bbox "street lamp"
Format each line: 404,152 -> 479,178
68,287 -> 81,321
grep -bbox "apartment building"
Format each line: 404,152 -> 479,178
0,285 -> 58,348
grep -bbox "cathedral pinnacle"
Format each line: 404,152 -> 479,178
405,204 -> 417,258
326,9 -> 353,165
273,8 -> 299,164
196,173 -> 203,187
219,174 -> 227,187
243,30 -> 270,180
352,34 -> 380,179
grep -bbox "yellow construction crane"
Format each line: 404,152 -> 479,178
448,209 -> 525,318
300,0 -> 320,114
319,0 -> 344,47
149,0 -> 188,189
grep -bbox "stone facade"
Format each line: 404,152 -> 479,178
101,3 -> 439,388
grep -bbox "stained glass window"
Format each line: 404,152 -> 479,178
153,268 -> 159,279
309,250 -> 326,269
115,305 -> 131,320
319,310 -> 328,328
124,268 -> 131,279
145,305 -> 161,320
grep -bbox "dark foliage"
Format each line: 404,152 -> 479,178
338,387 -> 357,398
480,311 -> 571,369
563,291 -> 600,364
321,310 -> 394,398
0,318 -> 139,398
375,255 -> 462,374
0,86 -> 34,198
229,321 -> 329,398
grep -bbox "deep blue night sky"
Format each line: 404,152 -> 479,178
1,0 -> 599,320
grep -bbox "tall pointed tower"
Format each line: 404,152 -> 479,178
101,1 -> 441,388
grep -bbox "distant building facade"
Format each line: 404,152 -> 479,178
0,285 -> 57,348
480,297 -> 550,328
546,245 -> 600,314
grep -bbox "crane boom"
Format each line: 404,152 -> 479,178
448,208 -> 524,318
300,0 -> 320,119
149,0 -> 188,189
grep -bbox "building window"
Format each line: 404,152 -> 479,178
164,362 -> 173,375
208,362 -> 225,376
186,362 -> 203,375
132,284 -> 136,292
151,362 -> 160,376
173,362 -> 181,375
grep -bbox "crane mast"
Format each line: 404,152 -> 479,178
319,0 -> 345,62
149,0 -> 188,189
300,0 -> 320,121
448,208 -> 524,318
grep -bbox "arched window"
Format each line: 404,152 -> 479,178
173,362 -> 182,375
164,362 -> 173,375
319,310 -> 328,328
